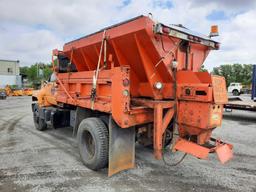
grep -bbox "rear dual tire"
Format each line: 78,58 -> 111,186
77,117 -> 109,170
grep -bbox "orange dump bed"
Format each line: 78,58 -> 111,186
62,15 -> 218,99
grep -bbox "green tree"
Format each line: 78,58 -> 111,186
41,64 -> 53,80
199,65 -> 208,72
242,64 -> 253,85
20,66 -> 29,76
20,63 -> 53,86
212,64 -> 253,86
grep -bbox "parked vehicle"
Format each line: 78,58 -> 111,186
32,15 -> 233,176
228,82 -> 243,95
12,89 -> 23,96
225,65 -> 256,111
0,90 -> 7,100
23,88 -> 34,96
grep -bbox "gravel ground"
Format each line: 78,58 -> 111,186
0,96 -> 255,192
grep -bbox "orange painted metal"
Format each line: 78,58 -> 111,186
38,15 -> 233,172
178,102 -> 223,130
131,98 -> 175,159
174,137 -> 233,163
23,88 -> 34,96
174,138 -> 210,159
62,16 -> 216,100
37,83 -> 57,107
216,144 -> 233,164
211,75 -> 228,104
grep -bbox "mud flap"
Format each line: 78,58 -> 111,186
108,117 -> 135,176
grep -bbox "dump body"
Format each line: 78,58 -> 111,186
33,15 -> 232,176
62,15 -> 217,100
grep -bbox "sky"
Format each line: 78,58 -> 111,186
0,0 -> 256,70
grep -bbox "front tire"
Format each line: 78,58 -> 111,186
232,89 -> 239,96
77,118 -> 109,170
33,104 -> 47,131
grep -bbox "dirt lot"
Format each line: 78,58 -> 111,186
0,96 -> 255,192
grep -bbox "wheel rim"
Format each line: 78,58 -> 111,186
84,131 -> 95,159
233,90 -> 238,95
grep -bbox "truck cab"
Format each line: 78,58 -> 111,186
228,82 -> 243,96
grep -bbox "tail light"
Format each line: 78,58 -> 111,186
162,27 -> 170,34
194,37 -> 199,41
188,35 -> 194,40
215,43 -> 220,49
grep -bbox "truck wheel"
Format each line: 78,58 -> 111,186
77,118 -> 109,170
232,89 -> 239,96
33,104 -> 47,131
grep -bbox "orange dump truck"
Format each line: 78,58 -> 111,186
32,15 -> 233,176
